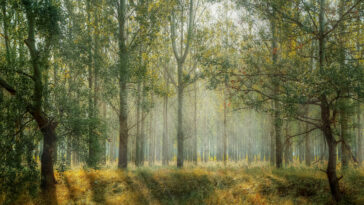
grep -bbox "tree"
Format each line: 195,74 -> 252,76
0,0 -> 61,190
170,0 -> 195,168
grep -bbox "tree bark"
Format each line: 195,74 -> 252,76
321,96 -> 341,202
30,111 -> 57,189
318,0 -> 341,200
357,104 -> 362,163
149,95 -> 155,166
193,80 -> 198,165
338,0 -> 350,170
135,81 -> 142,166
117,0 -> 129,169
271,9 -> 282,168
162,78 -> 169,165
86,0 -> 97,168
223,85 -> 228,166
170,0 -> 194,168
177,63 -> 184,168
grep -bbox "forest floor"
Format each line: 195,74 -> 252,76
11,162 -> 364,205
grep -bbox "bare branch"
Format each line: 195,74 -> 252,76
170,11 -> 181,61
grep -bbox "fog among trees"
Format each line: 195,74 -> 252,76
0,0 -> 363,204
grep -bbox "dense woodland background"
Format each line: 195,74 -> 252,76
0,0 -> 364,204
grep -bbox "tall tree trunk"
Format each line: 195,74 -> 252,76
1,1 -> 11,65
223,85 -> 228,166
117,0 -> 129,169
140,84 -> 145,166
357,104 -> 362,163
94,6 -> 104,165
162,76 -> 169,165
271,10 -> 282,168
304,108 -> 312,166
193,80 -> 198,165
170,0 -> 194,168
135,81 -> 142,166
86,0 -> 97,168
270,114 -> 275,166
338,0 -> 350,170
356,2 -> 362,164
284,121 -> 292,166
340,108 -> 350,168
177,62 -> 184,168
149,95 -> 155,166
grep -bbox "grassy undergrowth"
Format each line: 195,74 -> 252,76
6,165 -> 364,205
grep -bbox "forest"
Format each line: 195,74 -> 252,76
0,0 -> 363,204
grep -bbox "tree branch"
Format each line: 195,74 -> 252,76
0,76 -> 16,95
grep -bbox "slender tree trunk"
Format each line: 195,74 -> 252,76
135,81 -> 141,166
304,109 -> 312,166
270,114 -> 275,166
357,105 -> 362,163
223,86 -> 228,166
193,80 -> 198,165
140,85 -> 145,166
117,0 -> 129,169
340,108 -> 350,168
356,2 -> 362,164
162,79 -> 169,165
170,0 -> 194,168
149,96 -> 155,166
94,7 -> 104,165
284,121 -> 292,166
338,0 -> 350,169
1,1 -> 10,65
271,10 -> 282,168
86,0 -> 97,168
177,63 -> 184,168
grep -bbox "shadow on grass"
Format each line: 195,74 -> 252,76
85,172 -> 107,204
135,169 -> 215,205
64,175 -> 77,204
259,170 -> 334,204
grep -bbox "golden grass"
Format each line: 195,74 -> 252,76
6,164 -> 364,205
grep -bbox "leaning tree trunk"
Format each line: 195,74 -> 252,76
321,96 -> 341,201
318,0 -> 341,200
23,2 -> 58,190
